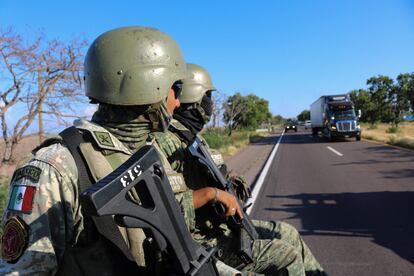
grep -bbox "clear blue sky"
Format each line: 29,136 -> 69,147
1,0 -> 414,119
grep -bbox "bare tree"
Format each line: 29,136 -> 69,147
0,28 -> 87,164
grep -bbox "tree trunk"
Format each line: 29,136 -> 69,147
2,140 -> 12,164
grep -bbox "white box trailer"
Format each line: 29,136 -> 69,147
310,96 -> 325,129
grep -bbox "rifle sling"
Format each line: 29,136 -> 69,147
60,126 -> 134,261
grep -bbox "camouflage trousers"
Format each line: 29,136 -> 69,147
217,220 -> 325,276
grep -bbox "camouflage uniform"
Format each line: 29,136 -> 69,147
154,119 -> 325,276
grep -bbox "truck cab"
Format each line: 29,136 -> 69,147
326,101 -> 361,140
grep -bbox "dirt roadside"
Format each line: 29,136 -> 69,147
225,131 -> 281,187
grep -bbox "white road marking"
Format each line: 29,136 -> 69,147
327,146 -> 343,156
246,130 -> 285,215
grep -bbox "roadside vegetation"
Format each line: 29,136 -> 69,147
361,122 -> 414,150
203,127 -> 274,158
349,74 -> 414,150
349,74 -> 414,129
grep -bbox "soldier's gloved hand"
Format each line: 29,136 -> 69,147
215,190 -> 244,220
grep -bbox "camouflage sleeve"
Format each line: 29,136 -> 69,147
152,140 -> 197,232
164,166 -> 196,232
152,131 -> 186,172
174,190 -> 196,232
0,143 -> 78,275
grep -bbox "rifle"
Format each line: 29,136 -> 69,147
188,136 -> 259,265
80,145 -> 218,276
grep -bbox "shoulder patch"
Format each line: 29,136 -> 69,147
1,216 -> 29,263
13,165 -> 42,183
94,131 -> 114,147
7,185 -> 36,213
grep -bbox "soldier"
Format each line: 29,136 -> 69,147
0,26 -> 193,275
154,63 -> 326,275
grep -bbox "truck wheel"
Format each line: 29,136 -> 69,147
356,135 -> 361,141
312,128 -> 317,136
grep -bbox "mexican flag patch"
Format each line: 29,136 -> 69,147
8,185 -> 36,213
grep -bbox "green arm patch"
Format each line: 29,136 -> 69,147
12,165 -> 42,183
93,131 -> 115,147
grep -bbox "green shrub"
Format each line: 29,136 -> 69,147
386,126 -> 400,134
204,129 -> 247,148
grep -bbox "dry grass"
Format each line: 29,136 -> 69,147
361,122 -> 414,150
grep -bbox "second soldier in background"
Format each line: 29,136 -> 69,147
154,63 -> 326,275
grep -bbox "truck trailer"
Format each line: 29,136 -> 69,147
310,94 -> 361,141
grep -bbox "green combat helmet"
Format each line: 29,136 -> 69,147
84,26 -> 187,105
179,63 -> 215,104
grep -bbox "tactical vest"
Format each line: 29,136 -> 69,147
44,119 -> 187,275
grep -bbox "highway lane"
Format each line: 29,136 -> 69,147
249,128 -> 414,275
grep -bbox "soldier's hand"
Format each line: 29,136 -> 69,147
216,190 -> 244,220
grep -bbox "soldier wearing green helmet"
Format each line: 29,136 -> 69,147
172,63 -> 216,134
153,63 -> 326,276
0,26 -> 192,275
84,26 -> 187,106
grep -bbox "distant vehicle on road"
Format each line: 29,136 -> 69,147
310,94 -> 361,141
304,120 -> 311,129
285,120 -> 298,132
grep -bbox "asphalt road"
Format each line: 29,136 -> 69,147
249,127 -> 414,276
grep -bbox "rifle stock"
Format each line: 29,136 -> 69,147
80,145 -> 218,276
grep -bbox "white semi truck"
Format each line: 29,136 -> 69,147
310,94 -> 361,141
